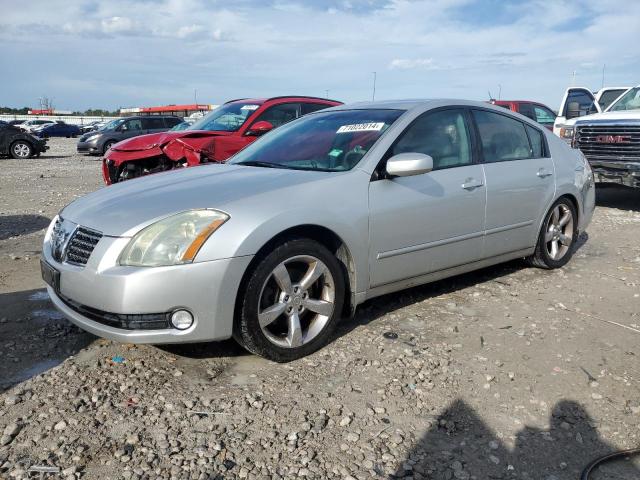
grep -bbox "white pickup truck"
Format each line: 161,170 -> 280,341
554,85 -> 640,188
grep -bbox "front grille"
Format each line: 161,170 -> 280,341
575,125 -> 640,161
65,226 -> 102,266
59,293 -> 170,330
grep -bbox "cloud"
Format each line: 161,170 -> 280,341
389,58 -> 436,70
0,0 -> 638,110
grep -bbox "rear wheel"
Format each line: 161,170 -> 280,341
527,198 -> 577,269
234,238 -> 345,362
10,141 -> 33,159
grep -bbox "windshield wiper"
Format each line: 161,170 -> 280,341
237,161 -> 285,169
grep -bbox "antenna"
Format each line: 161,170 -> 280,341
601,64 -> 606,89
488,90 -> 494,101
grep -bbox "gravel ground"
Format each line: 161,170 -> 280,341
1,138 -> 639,479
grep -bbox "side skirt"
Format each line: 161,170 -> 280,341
361,247 -> 534,303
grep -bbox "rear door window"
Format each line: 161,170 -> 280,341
301,103 -> 332,115
517,103 -> 536,121
473,110 -> 532,162
142,117 -> 166,130
164,117 -> 183,128
533,105 -> 556,127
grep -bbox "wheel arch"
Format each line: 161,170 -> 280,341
234,224 -> 358,323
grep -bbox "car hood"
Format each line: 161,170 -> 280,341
61,163 -> 341,237
111,130 -> 232,152
567,110 -> 640,126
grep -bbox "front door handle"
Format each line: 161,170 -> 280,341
461,178 -> 484,190
537,168 -> 553,178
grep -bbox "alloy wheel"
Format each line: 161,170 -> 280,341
258,255 -> 335,348
545,204 -> 574,260
13,143 -> 31,158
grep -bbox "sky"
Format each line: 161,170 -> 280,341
1,0 -> 638,111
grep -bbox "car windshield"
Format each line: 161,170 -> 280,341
188,102 -> 263,132
229,109 -> 404,172
607,87 -> 640,111
100,118 -> 125,131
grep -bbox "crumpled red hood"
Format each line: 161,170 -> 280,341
111,130 -> 230,152
105,130 -> 232,165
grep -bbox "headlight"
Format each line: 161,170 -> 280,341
559,126 -> 574,139
119,210 -> 229,267
85,134 -> 99,141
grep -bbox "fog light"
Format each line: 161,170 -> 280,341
170,309 -> 194,330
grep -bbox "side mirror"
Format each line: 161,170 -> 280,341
566,101 -> 582,120
246,120 -> 274,137
386,153 -> 434,177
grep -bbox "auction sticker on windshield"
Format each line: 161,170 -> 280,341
337,122 -> 385,134
240,105 -> 260,111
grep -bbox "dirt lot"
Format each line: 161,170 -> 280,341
1,138 -> 639,480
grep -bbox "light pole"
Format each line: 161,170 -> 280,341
372,71 -> 377,101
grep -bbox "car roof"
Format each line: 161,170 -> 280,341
330,98 -> 513,112
225,96 -> 342,105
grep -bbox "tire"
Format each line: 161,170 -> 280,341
103,140 -> 116,154
527,197 -> 578,269
10,141 -> 33,159
234,238 -> 345,362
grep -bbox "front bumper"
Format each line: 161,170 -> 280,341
77,139 -> 100,153
42,232 -> 253,344
589,160 -> 640,188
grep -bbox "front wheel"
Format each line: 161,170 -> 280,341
527,198 -> 578,269
10,141 -> 33,159
234,238 -> 345,362
103,140 -> 116,154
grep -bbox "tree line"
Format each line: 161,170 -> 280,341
0,106 -> 119,116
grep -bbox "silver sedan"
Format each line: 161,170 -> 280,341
41,100 -> 595,361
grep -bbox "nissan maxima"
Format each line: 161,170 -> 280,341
41,100 -> 595,361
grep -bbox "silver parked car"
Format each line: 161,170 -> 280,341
41,100 -> 595,361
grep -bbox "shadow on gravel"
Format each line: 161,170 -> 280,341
0,214 -> 51,240
394,399 -> 640,479
596,184 -> 640,212
0,288 -> 94,393
339,259 -> 525,341
158,340 -> 249,359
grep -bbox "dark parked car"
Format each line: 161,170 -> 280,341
8,120 -> 25,126
0,123 -> 48,158
33,122 -> 81,138
77,115 -> 183,155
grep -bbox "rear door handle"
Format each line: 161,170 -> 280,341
461,178 -> 484,190
537,168 -> 553,178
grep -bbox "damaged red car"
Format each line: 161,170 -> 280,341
102,96 -> 342,184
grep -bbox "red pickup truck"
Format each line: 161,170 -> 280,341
489,100 -> 557,131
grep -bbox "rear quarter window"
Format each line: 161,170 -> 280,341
525,125 -> 546,158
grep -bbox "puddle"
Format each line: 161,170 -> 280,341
31,309 -> 65,321
3,358 -> 62,388
28,290 -> 50,302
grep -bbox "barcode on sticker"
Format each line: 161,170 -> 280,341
337,122 -> 384,134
